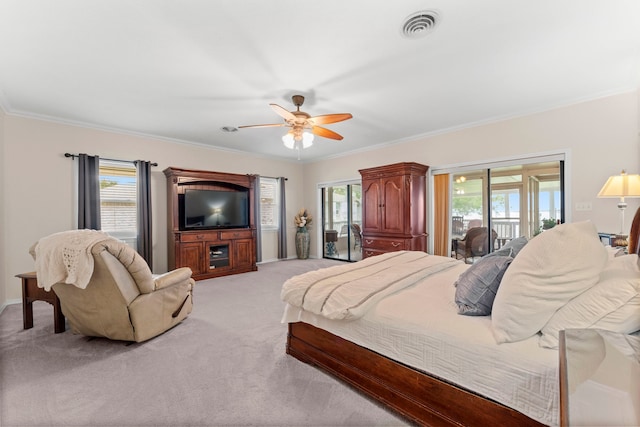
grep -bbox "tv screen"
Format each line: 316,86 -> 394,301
182,189 -> 249,230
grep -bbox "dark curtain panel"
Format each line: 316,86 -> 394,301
254,175 -> 262,263
277,177 -> 288,259
136,160 -> 153,270
77,153 -> 101,230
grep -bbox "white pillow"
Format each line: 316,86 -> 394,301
491,221 -> 608,343
592,295 -> 640,332
605,245 -> 626,259
539,254 -> 640,348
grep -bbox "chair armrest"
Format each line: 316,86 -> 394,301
153,267 -> 193,291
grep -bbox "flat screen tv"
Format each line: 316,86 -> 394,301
181,189 -> 250,230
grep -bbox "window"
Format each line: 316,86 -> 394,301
259,177 -> 279,230
99,160 -> 137,246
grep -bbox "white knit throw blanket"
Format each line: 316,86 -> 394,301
32,230 -> 112,291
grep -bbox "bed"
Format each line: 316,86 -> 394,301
281,212 -> 640,427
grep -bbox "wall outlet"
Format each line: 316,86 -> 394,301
575,202 -> 592,211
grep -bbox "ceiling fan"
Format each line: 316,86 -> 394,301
238,95 -> 353,151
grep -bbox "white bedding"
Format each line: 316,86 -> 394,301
281,251 -> 459,320
282,258 -> 559,426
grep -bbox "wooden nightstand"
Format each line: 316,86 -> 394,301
16,272 -> 65,333
560,329 -> 640,426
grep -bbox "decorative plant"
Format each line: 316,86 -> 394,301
294,208 -> 312,231
533,218 -> 557,236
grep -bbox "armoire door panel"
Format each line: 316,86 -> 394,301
362,180 -> 382,233
382,176 -> 404,233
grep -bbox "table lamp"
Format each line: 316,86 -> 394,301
597,170 -> 640,246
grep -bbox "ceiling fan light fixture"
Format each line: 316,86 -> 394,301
241,94 -> 351,155
282,133 -> 295,149
302,131 -> 314,148
283,131 -> 314,150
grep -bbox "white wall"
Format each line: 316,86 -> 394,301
2,116 -> 304,302
303,91 -> 640,257
0,109 -> 6,307
2,90 -> 639,305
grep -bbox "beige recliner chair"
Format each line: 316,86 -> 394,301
30,232 -> 194,342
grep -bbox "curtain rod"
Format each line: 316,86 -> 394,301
64,153 -> 158,167
262,175 -> 288,181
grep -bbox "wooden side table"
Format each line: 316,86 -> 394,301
16,272 -> 65,333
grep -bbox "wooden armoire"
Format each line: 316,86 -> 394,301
359,162 -> 429,259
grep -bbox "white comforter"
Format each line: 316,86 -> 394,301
282,256 -> 559,426
281,251 -> 460,320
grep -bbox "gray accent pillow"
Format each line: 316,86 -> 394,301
487,236 -> 528,258
454,255 -> 513,316
487,246 -> 514,258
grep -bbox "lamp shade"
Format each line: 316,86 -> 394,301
597,170 -> 640,200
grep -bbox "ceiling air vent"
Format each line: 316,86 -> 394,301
401,10 -> 440,39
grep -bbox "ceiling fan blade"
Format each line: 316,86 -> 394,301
270,103 -> 296,121
312,126 -> 344,140
238,123 -> 285,129
309,113 -> 353,125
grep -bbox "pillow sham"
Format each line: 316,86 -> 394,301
454,255 -> 513,316
539,254 -> 640,348
491,221 -> 608,344
591,296 -> 640,332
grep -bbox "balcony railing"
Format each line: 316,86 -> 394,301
492,219 -> 520,240
456,218 -> 520,239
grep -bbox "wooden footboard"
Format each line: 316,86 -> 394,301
287,322 -> 546,427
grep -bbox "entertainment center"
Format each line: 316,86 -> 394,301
164,167 -> 258,280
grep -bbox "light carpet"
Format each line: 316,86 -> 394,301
0,259 -> 409,427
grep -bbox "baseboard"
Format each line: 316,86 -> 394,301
258,255 -> 316,264
0,298 -> 21,315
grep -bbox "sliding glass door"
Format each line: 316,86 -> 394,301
321,184 -> 362,262
446,160 -> 563,262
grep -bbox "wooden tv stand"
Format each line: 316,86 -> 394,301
164,167 -> 258,281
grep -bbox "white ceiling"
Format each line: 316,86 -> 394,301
1,1 -> 640,162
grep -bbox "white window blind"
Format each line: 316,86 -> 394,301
99,160 -> 137,246
260,177 -> 279,230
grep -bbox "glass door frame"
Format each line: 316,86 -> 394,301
428,150 -> 571,256
317,178 -> 362,262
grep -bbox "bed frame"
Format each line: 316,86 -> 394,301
286,208 -> 640,427
287,322 -> 545,427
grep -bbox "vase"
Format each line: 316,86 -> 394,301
295,228 -> 310,259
